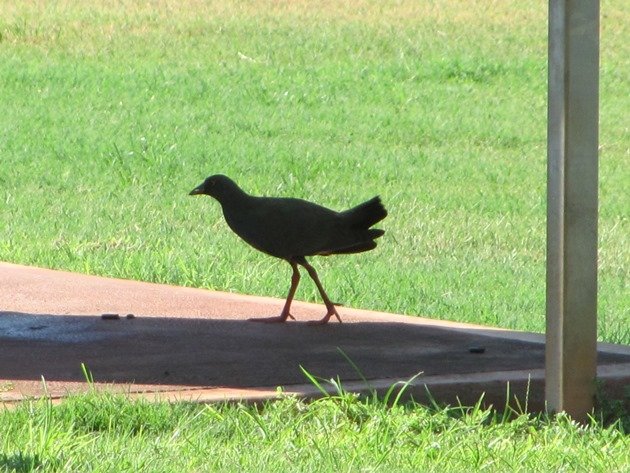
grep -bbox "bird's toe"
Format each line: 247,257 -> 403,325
307,308 -> 342,325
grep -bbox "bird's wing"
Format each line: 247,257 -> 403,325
223,197 -> 341,258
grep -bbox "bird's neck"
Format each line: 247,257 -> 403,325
215,183 -> 253,209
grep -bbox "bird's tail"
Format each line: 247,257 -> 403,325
342,196 -> 388,229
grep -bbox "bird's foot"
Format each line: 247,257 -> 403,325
248,313 -> 294,323
306,307 -> 342,326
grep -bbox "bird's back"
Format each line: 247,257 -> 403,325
221,194 -> 386,260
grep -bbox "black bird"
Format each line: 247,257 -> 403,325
189,175 -> 387,325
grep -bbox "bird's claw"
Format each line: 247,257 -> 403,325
307,308 -> 342,326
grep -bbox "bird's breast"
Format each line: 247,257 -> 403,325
221,205 -> 283,257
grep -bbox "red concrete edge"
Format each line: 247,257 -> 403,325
4,363 -> 628,413
1,262 -> 628,411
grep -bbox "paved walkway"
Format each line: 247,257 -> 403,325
1,262 -> 628,409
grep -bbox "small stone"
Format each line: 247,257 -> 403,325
126,313 -> 135,319
101,313 -> 120,320
468,346 -> 486,354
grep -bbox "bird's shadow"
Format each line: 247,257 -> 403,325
1,311 -> 627,390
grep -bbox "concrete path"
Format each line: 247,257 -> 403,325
1,262 -> 628,409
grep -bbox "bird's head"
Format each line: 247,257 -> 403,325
189,174 -> 239,200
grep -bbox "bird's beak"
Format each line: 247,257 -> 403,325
189,185 -> 203,196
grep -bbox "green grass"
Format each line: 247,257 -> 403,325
1,0 -> 628,343
0,387 -> 628,473
0,2 -> 629,469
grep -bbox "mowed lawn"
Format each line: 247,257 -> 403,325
0,1 -> 627,343
0,390 -> 628,472
1,2 -> 629,472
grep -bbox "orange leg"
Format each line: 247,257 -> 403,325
300,260 -> 342,325
249,261 -> 300,323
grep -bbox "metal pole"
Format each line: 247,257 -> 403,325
546,0 -> 599,421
